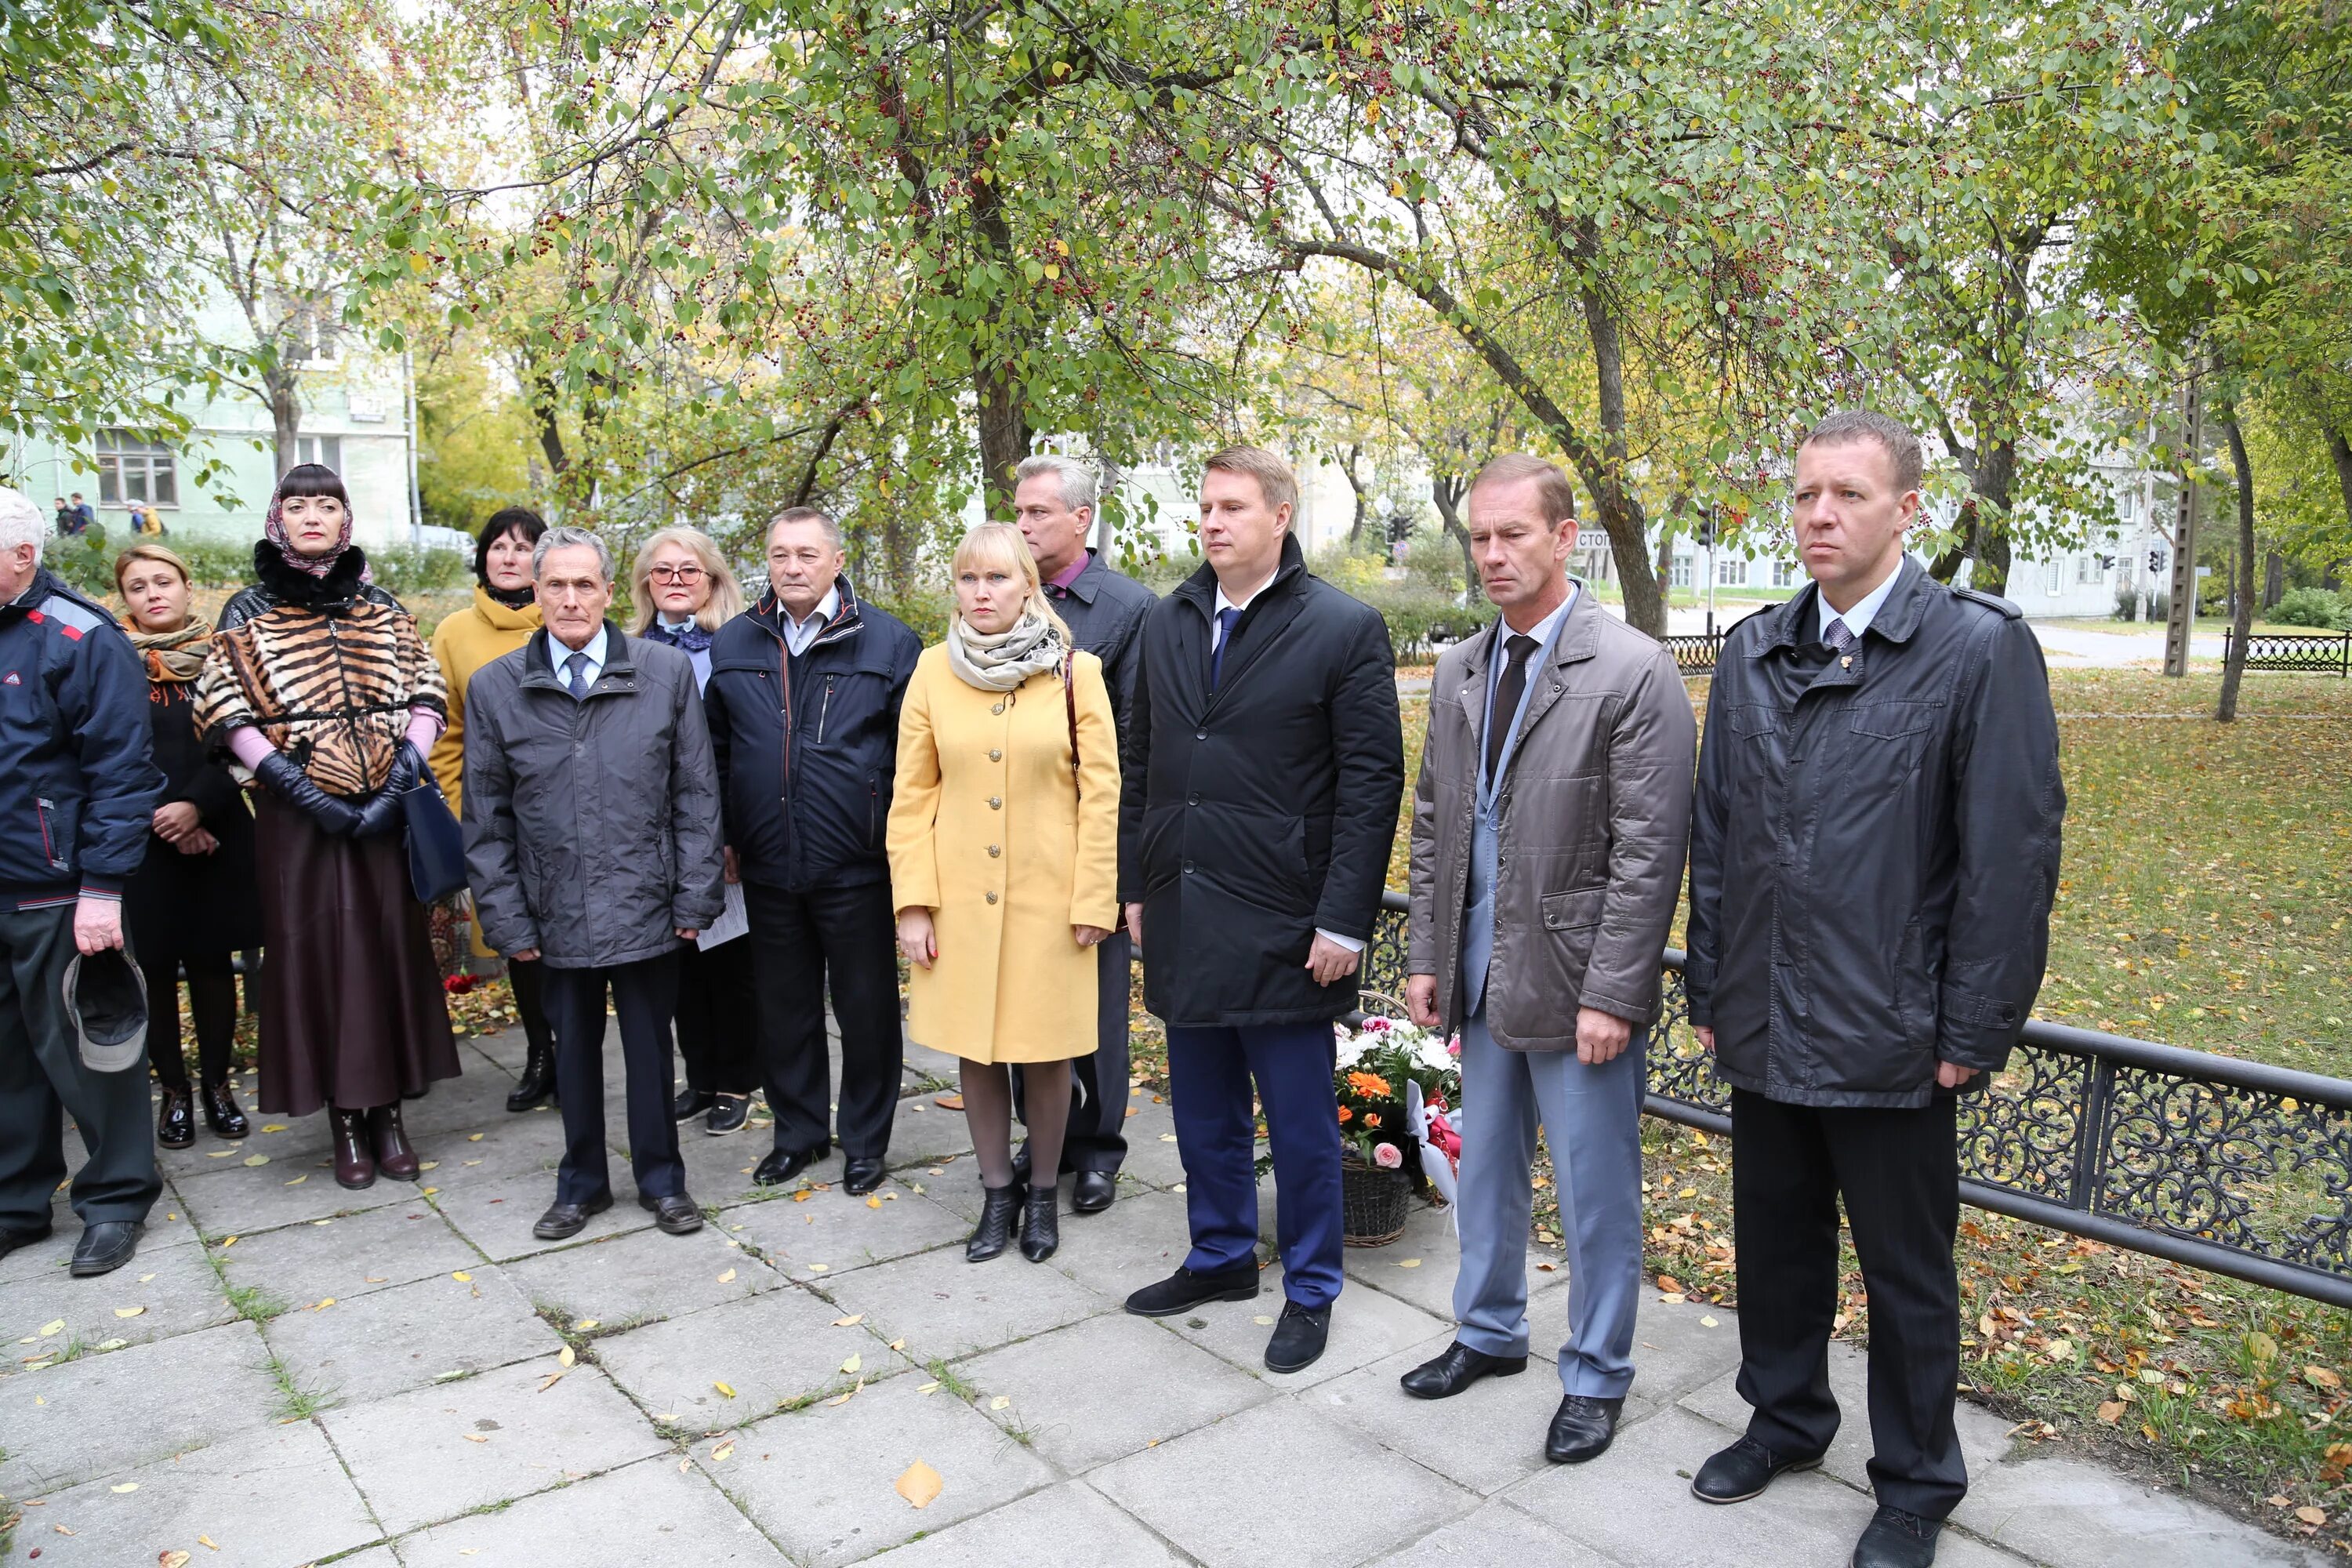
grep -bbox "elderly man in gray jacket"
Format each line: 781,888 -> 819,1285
464,526 -> 726,1242
1403,455 -> 1694,1467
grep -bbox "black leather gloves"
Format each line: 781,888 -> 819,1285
254,750 -> 361,837
351,742 -> 425,840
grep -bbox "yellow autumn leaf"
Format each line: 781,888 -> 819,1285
989,1396 -> 1011,1410
866,1195 -> 883,1209
538,1370 -> 565,1392
451,1270 -> 472,1283
895,1460 -> 943,1508
284,1174 -> 307,1186
1396,1258 -> 1422,1269
807,1262 -> 829,1272
712,1440 -> 735,1461
575,1319 -> 599,1330
559,1346 -> 575,1368
262,1123 -> 287,1133
314,1298 -> 336,1312
832,1314 -> 864,1327
840,1353 -> 862,1374
110,1481 -> 138,1493
916,1381 -> 941,1394
199,1537 -> 219,1551
717,1269 -> 735,1283
714,1379 -> 738,1398
888,1338 -> 906,1352
160,1552 -> 191,1568
242,1154 -> 270,1167
462,1432 -> 488,1443
38,1318 -> 64,1336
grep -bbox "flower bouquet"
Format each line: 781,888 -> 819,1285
1332,1010 -> 1462,1245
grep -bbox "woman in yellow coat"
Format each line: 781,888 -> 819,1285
427,507 -> 557,1112
890,523 -> 1120,1265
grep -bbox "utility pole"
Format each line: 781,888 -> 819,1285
2162,378 -> 2202,677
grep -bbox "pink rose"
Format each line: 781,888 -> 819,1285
1373,1141 -> 1404,1169
1446,1036 -> 1461,1056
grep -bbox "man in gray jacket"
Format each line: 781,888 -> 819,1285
464,527 -> 727,1242
1403,455 -> 1694,1465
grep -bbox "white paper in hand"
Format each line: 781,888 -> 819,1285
697,880 -> 750,951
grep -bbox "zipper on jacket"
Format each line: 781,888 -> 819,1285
817,675 -> 835,745
34,797 -> 55,864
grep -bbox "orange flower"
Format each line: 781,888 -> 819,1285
1363,1112 -> 1382,1129
1337,1106 -> 1353,1123
1346,1071 -> 1392,1098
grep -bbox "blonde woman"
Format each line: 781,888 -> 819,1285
888,523 -> 1120,1263
630,526 -> 755,1134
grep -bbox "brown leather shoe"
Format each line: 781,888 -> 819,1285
369,1103 -> 421,1181
332,1108 -> 376,1189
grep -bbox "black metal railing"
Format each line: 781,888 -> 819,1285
1358,892 -> 2352,1308
2223,628 -> 2352,676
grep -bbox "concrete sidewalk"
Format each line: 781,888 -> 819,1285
0,1024 -> 2315,1568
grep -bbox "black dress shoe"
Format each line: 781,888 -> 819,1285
841,1157 -> 885,1195
1400,1341 -> 1529,1399
1071,1170 -> 1116,1214
157,1084 -> 195,1149
705,1094 -> 751,1136
641,1191 -> 704,1235
673,1087 -> 715,1122
532,1193 -> 614,1240
753,1144 -> 827,1186
1851,1505 -> 1941,1568
0,1223 -> 53,1261
200,1079 -> 249,1139
967,1184 -> 1020,1262
69,1220 -> 141,1277
1544,1393 -> 1624,1463
1691,1434 -> 1823,1503
1124,1262 -> 1260,1317
1265,1300 -> 1330,1374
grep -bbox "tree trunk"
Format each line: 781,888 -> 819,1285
2217,413 -> 2258,723
1342,445 -> 1370,546
2263,551 -> 2285,609
1430,474 -> 1475,600
1576,285 -> 1664,637
2328,426 -> 2352,535
269,371 -> 302,477
1958,441 -> 2019,596
975,358 -> 1031,519
528,366 -> 570,478
1927,501 -> 1976,583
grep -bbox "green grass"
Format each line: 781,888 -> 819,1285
265,1352 -> 336,1421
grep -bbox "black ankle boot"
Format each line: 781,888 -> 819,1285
157,1084 -> 194,1149
967,1185 -> 1021,1262
200,1078 -> 249,1139
1018,1185 -> 1060,1262
507,1040 -> 557,1112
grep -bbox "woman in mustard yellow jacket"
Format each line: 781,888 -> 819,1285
427,506 -> 555,1112
890,523 -> 1120,1265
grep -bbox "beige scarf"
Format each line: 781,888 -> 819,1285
125,616 -> 214,683
945,609 -> 1068,692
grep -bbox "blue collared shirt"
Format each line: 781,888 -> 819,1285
1479,579 -> 1578,802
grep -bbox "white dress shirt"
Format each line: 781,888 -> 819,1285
548,624 -> 611,688
1817,558 -> 1904,642
781,586 -> 841,656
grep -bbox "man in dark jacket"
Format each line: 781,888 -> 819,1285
1117,446 -> 1404,1374
1683,412 -> 2063,1568
1010,452 -> 1158,1210
0,485 -> 165,1277
464,526 -> 726,1243
705,506 -> 923,1196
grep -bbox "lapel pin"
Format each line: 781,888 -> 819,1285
1842,655 -> 1853,670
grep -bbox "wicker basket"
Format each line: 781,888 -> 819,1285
1341,1153 -> 1413,1246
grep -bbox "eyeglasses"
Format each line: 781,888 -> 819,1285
649,564 -> 706,584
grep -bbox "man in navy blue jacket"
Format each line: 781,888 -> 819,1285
0,486 -> 165,1276
706,506 -> 922,1196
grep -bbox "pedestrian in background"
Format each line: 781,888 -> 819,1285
114,543 -> 262,1150
1007,454 -> 1157,1213
463,526 -> 725,1241
194,463 -> 459,1191
630,524 -> 757,1138
1684,412 -> 2064,1568
0,485 -> 164,1277
429,506 -> 560,1112
706,506 -> 922,1196
889,523 -> 1120,1262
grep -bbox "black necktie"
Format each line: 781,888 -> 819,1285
1486,633 -> 1539,781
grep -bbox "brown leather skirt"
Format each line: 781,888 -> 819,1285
252,793 -> 462,1116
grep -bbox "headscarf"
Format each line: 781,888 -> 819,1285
263,492 -> 354,578
125,616 -> 214,683
945,608 -> 1068,693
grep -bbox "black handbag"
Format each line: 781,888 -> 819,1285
400,773 -> 468,903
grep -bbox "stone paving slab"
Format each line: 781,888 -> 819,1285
17,1417 -> 377,1568
216,1199 -> 479,1310
723,1177 -> 970,1281
957,1310 -> 1277,1472
170,1156 -> 405,1236
869,1479 -> 1193,1568
263,1263 -> 564,1406
505,1220 -> 782,1328
0,1200 -> 203,1287
394,1453 -> 790,1566
1161,1258 -> 1453,1391
1093,1396 -> 1479,1568
592,1283 -> 918,1424
700,1368 -> 1058,1567
0,1318 -> 281,1497
819,1234 -> 1116,1363
1367,1498 -> 1631,1567
320,1352 -> 667,1533
0,1226 -> 232,1352
430,1171 -> 655,1262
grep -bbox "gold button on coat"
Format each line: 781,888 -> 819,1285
985,891 -> 999,904
988,796 -> 1001,809
988,845 -> 1001,857
989,749 -> 1002,761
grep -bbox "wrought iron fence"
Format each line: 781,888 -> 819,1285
1356,892 -> 2352,1308
2222,628 -> 2352,676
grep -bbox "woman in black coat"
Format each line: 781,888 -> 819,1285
114,544 -> 264,1149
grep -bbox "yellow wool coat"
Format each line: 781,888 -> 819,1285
887,644 -> 1121,1064
427,588 -> 543,818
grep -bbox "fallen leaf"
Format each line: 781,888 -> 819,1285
832,1314 -> 865,1327
95,1338 -> 125,1350
933,1094 -> 964,1110
2097,1401 -> 2127,1425
916,1381 -> 941,1394
2306,1366 -> 2343,1391
712,1440 -> 735,1461
198,1537 -> 218,1551
826,1381 -> 862,1406
365,1276 -> 386,1283
575,1319 -> 599,1330
284,1175 -> 307,1186
1535,1262 -> 1556,1272
451,1270 -> 472,1283
313,1298 -> 336,1312
1657,1274 -> 1684,1293
1700,1316 -> 1719,1328
1396,1258 -> 1421,1269
538,1370 -> 565,1392
717,1268 -> 736,1284
110,1482 -> 138,1493
419,1160 -> 440,1171
262,1123 -> 287,1132
1661,1293 -> 1688,1305
157,1551 -> 185,1566
1253,1315 -> 1276,1326
241,1154 -> 270,1167
888,1338 -> 906,1352
461,1432 -> 488,1443
559,1346 -> 576,1368
989,1396 -> 1011,1410
896,1460 -> 943,1508
138,1272 -> 154,1283
807,1262 -> 829,1273
38,1318 -> 63,1336
218,1236 -> 237,1247
840,1354 -> 862,1374
866,1195 -> 883,1209
468,1132 -> 484,1142
420,1187 -> 437,1196
715,1381 -> 738,1398
2298,1507 -> 2328,1526
53,1523 -> 74,1536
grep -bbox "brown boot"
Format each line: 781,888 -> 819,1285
369,1103 -> 420,1181
332,1108 -> 377,1189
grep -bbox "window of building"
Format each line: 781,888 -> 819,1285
1773,558 -> 1801,587
296,434 -> 343,470
94,430 -> 178,508
2045,558 -> 2066,596
1669,557 -> 1693,589
2076,554 -> 2103,585
1716,557 -> 1748,588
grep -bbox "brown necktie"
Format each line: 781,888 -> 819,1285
1486,633 -> 1539,780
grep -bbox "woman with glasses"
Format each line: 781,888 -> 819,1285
630,528 -> 758,1135
429,507 -> 561,1112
